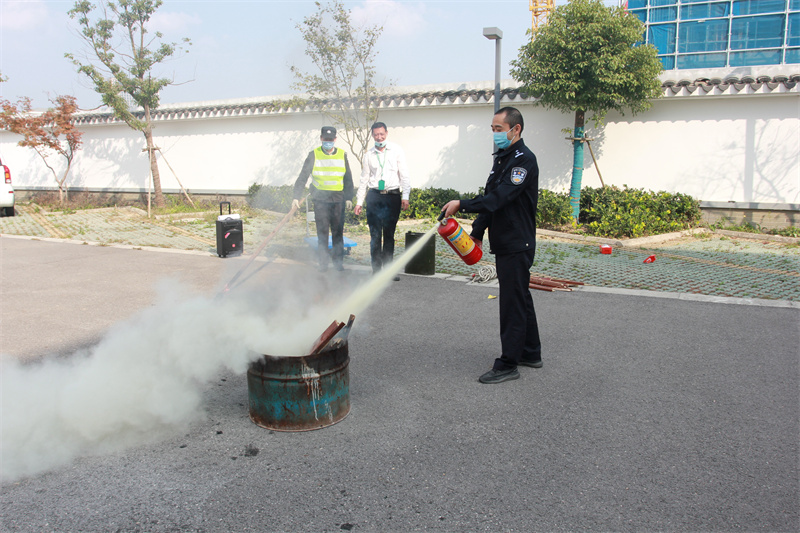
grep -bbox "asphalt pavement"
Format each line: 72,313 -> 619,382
1,236 -> 798,532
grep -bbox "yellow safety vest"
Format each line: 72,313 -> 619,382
311,147 -> 346,191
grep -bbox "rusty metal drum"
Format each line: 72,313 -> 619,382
247,342 -> 350,431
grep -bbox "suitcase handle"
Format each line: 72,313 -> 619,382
219,201 -> 231,216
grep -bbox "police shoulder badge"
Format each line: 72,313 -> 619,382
510,167 -> 527,185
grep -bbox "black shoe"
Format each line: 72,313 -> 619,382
393,275 -> 400,281
518,359 -> 543,368
478,368 -> 520,384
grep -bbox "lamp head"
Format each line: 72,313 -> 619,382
483,27 -> 503,40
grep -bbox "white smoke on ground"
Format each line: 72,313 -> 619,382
0,276 -> 351,483
0,228 -> 438,483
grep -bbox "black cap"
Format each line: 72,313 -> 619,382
321,126 -> 336,140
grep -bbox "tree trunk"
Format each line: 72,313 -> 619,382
143,105 -> 165,208
58,184 -> 70,205
569,109 -> 586,220
59,168 -> 70,205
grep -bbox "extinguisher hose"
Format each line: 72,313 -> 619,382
469,264 -> 497,284
437,210 -> 446,222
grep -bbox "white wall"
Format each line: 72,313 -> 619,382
2,90 -> 798,204
374,103 -> 577,194
596,95 -> 800,204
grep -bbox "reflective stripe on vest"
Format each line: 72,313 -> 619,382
312,147 -> 346,191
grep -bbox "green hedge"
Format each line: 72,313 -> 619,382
579,186 -> 701,238
247,183 -> 295,212
537,189 -> 574,228
401,188 -> 480,221
248,183 -> 701,239
248,184 -> 479,224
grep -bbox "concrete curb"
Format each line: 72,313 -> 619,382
622,228 -> 711,247
576,284 -> 800,309
4,214 -> 797,305
404,269 -> 798,309
539,226 -> 800,248
4,234 -> 795,308
714,229 -> 800,244
539,227 -> 716,248
537,229 -> 623,247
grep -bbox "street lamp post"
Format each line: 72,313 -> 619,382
482,27 -> 503,114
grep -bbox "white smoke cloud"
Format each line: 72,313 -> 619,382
0,228 -> 438,483
0,276 -> 347,483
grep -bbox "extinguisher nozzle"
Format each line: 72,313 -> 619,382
437,211 -> 446,222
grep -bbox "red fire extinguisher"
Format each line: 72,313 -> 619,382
437,213 -> 483,265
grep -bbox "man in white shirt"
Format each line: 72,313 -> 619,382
354,122 -> 411,277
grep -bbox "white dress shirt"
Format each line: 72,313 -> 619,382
356,141 -> 411,206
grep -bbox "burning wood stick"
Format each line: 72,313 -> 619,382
529,283 -> 572,292
536,276 -> 584,286
533,279 -> 568,288
309,320 -> 345,355
529,275 -> 582,292
325,314 -> 356,351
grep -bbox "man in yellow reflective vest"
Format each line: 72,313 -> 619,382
292,126 -> 354,272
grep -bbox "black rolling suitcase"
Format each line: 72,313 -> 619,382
216,201 -> 243,258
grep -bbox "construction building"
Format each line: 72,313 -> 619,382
628,0 -> 799,69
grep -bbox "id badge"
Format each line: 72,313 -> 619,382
378,179 -> 385,191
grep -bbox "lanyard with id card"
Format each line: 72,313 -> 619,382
377,150 -> 386,190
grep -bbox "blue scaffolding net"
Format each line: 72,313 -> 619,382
628,0 -> 800,69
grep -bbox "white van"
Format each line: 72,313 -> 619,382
1,156 -> 15,217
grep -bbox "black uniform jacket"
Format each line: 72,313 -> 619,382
459,139 -> 539,256
292,148 -> 354,204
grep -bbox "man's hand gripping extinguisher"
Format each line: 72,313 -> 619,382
437,211 -> 483,266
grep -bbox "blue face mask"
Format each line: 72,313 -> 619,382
374,141 -> 387,149
493,131 -> 511,150
322,141 -> 335,152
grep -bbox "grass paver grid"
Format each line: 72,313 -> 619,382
390,237 -> 799,301
2,208 -> 797,301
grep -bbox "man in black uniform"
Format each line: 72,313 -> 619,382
292,126 -> 354,272
441,107 -> 541,384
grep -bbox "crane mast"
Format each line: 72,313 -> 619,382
529,0 -> 555,32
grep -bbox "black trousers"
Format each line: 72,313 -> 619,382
365,190 -> 401,272
313,200 -> 345,269
494,248 -> 541,371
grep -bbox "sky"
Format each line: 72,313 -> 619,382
0,0 -> 619,110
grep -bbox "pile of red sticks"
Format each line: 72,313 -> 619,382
529,275 -> 584,292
